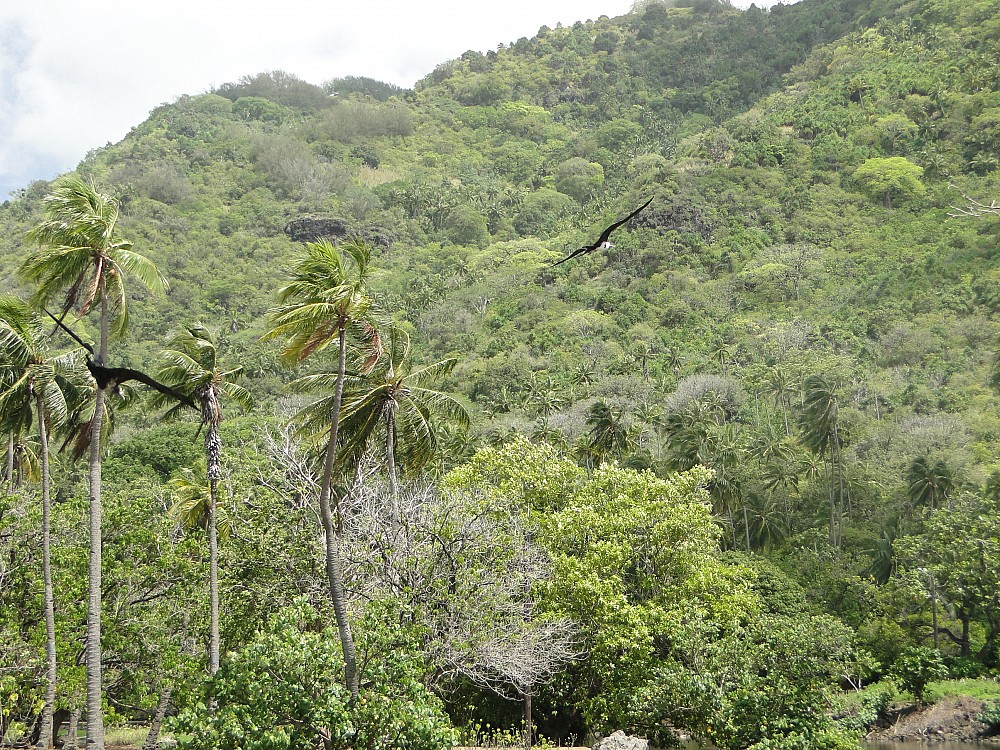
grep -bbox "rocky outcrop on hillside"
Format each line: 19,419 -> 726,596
284,217 -> 393,247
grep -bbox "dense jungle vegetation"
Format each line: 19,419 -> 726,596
4,0 -> 1000,747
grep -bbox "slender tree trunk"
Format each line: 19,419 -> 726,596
37,397 -> 57,749
142,685 -> 171,750
930,573 -> 939,650
385,408 -> 398,507
523,689 -> 532,750
64,706 -> 81,750
825,456 -> 837,548
960,610 -> 971,657
86,293 -> 109,750
204,402 -> 222,677
5,431 -> 13,491
208,477 -> 220,676
317,326 -> 358,698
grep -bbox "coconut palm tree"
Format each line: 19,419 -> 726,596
762,366 -> 797,436
152,325 -> 252,676
22,175 -> 165,750
293,328 -> 468,498
906,455 -> 953,511
798,374 -> 845,547
0,296 -> 82,749
585,401 -> 631,465
264,238 -> 381,698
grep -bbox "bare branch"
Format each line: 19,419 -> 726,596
341,482 -> 580,699
947,187 -> 1000,218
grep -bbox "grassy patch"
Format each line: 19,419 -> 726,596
106,725 -> 150,748
922,679 -> 1000,703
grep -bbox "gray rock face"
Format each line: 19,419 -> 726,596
592,730 -> 649,750
283,217 -> 393,247
284,217 -> 350,243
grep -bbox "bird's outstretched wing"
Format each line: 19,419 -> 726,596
594,196 -> 653,246
44,309 -> 95,356
549,245 -> 593,268
86,361 -> 197,411
113,367 -> 198,410
548,197 -> 653,268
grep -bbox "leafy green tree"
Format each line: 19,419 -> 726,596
695,615 -> 861,750
447,440 -> 756,739
22,176 -> 165,750
0,296 -> 81,748
444,205 -> 489,247
853,157 -> 926,208
153,325 -> 252,675
892,646 -> 945,703
874,113 -> 918,154
897,493 -> 1000,663
264,238 -> 380,698
553,158 -> 605,203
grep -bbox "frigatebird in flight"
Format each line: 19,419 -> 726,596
45,310 -> 197,411
549,197 -> 653,268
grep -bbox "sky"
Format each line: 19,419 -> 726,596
0,0 -> 780,200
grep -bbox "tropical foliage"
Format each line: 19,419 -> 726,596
5,0 -> 1000,746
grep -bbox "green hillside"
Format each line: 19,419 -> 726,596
4,0 -> 1000,746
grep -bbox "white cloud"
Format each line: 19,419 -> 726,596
0,0 -> 782,198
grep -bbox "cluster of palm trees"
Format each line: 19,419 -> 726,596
6,175 -> 168,749
264,237 -> 469,696
5,178 -> 468,747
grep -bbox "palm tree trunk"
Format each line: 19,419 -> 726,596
86,293 -> 109,750
142,685 -> 171,750
205,410 -> 222,677
208,477 -> 220,676
64,707 -> 81,750
825,455 -> 837,548
385,408 -> 399,510
37,396 -> 57,750
5,431 -> 13,491
318,326 -> 358,698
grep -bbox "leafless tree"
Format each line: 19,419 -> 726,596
342,482 -> 579,746
948,190 -> 1000,217
259,427 -> 579,746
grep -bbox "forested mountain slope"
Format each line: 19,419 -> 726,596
3,0 -> 1000,743
3,0 -> 993,534
1,0 -> 998,561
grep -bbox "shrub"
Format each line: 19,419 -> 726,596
979,701 -> 1000,732
172,599 -> 456,750
892,647 -> 946,703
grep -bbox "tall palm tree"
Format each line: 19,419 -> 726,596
153,325 -> 252,676
906,455 -> 953,511
264,238 -> 381,698
0,296 -> 81,749
762,366 -> 797,436
585,401 -> 631,465
22,175 -> 165,750
293,328 -> 468,497
798,374 -> 844,547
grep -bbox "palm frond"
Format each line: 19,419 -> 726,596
115,248 -> 167,293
